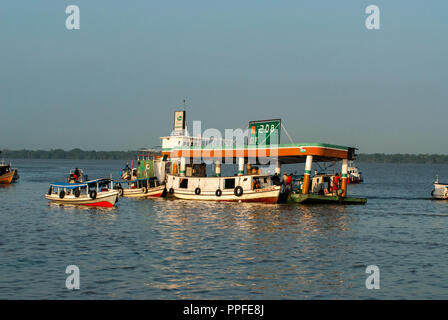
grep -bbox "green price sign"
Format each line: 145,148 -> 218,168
248,119 -> 281,146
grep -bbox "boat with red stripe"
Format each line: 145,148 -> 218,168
45,178 -> 119,207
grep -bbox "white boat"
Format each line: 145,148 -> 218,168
166,173 -> 281,203
114,177 -> 165,198
432,176 -> 448,199
45,178 -> 119,207
347,162 -> 363,184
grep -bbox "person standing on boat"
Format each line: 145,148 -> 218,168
286,173 -> 293,192
272,173 -> 280,186
286,173 -> 293,186
332,173 -> 340,193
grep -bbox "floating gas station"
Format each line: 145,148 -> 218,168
161,113 -> 367,204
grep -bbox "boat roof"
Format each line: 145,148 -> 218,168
50,178 -> 111,188
114,177 -> 157,183
163,143 -> 357,164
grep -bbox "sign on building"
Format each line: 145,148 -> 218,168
174,111 -> 186,135
248,119 -> 281,146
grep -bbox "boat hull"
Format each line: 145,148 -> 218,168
172,187 -> 280,204
0,170 -> 16,184
45,190 -> 119,207
121,185 -> 165,198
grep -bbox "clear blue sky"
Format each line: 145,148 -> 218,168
0,0 -> 447,153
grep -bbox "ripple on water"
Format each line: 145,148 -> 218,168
1,161 -> 448,299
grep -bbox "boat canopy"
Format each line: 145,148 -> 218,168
50,178 -> 111,189
50,182 -> 86,189
115,177 -> 157,183
164,143 -> 357,164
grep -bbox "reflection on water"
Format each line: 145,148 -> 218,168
1,160 -> 448,299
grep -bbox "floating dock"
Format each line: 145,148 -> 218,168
160,115 -> 367,205
288,193 -> 367,204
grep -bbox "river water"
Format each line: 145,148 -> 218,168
0,160 -> 447,299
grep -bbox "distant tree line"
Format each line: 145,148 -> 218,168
0,149 -> 138,160
357,153 -> 448,164
2,149 -> 448,163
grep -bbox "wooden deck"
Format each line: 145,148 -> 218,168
288,193 -> 367,204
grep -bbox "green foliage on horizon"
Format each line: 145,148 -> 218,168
357,153 -> 448,164
3,149 -> 448,163
0,149 -> 138,160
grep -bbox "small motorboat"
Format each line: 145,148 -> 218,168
431,176 -> 448,199
347,162 -> 363,184
45,178 -> 119,207
114,177 -> 165,198
116,153 -> 167,198
0,160 -> 19,184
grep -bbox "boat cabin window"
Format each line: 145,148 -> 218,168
179,178 -> 188,189
224,178 -> 235,189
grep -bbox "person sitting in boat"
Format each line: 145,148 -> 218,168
252,178 -> 261,190
121,163 -> 132,180
73,168 -> 80,181
318,186 -> 325,195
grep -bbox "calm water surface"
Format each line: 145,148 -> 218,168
0,160 -> 447,299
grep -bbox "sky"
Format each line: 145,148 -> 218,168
0,0 -> 447,153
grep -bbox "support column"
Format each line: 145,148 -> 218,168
215,160 -> 221,177
180,157 -> 186,177
302,155 -> 313,194
238,157 -> 245,176
341,158 -> 348,197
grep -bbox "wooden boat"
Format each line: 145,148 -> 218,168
166,173 -> 281,203
115,150 -> 168,198
45,178 -> 119,207
0,161 -> 19,184
114,177 -> 165,198
431,176 -> 448,199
